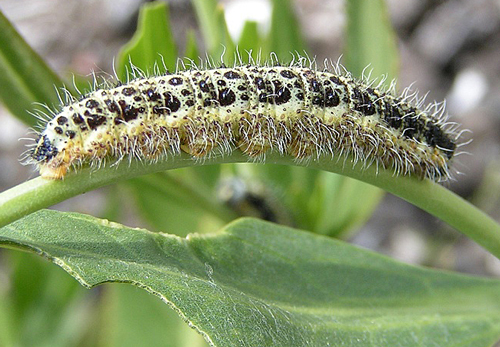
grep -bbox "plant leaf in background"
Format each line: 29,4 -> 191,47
117,1 -> 178,79
2,211 -> 500,347
0,251 -> 93,347
126,171 -> 235,235
237,21 -> 262,63
0,10 -> 69,127
266,0 -> 306,58
100,285 -> 208,347
184,29 -> 200,62
191,0 -> 235,65
345,0 -> 399,79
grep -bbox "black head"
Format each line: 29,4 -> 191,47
31,135 -> 58,163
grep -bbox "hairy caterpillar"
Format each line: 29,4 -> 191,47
27,60 -> 462,181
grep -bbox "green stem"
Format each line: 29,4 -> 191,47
1,152 -> 499,259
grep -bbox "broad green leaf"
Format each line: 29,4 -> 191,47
0,10 -> 68,127
117,1 -> 177,80
2,211 -> 500,347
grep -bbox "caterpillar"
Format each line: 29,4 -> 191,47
27,60 -> 462,181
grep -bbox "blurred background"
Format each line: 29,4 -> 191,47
1,0 -> 500,345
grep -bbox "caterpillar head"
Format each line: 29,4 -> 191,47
31,129 -> 70,180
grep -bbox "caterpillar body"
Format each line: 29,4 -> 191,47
29,63 -> 460,181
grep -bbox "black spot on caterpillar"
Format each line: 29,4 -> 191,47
26,61 -> 463,181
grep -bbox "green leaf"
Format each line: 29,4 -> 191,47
1,211 -> 500,347
101,285 -> 208,347
0,10 -> 68,127
191,0 -> 223,53
125,171 -> 234,234
184,30 -> 200,62
309,172 -> 382,237
191,0 -> 235,64
1,251 -> 92,347
266,0 -> 306,61
237,21 -> 262,63
117,1 -> 178,80
345,0 -> 399,79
